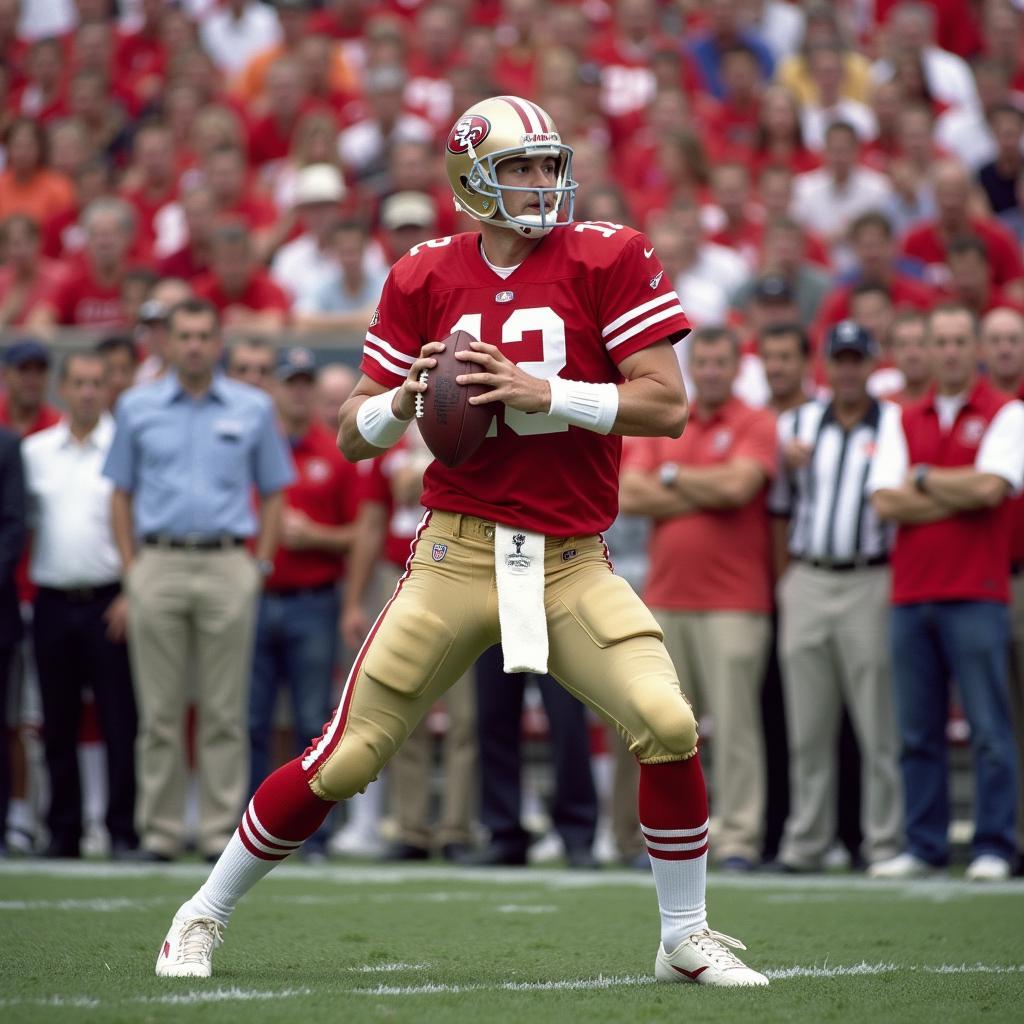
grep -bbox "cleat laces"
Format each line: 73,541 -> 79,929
689,929 -> 748,970
177,918 -> 224,965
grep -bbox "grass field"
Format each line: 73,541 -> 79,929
1,860 -> 1022,1024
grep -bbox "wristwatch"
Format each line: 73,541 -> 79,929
659,462 -> 681,487
257,558 -> 275,577
912,464 -> 930,494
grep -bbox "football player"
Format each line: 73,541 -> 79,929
155,95 -> 769,988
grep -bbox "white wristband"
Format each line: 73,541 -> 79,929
547,377 -> 619,435
356,388 -> 411,449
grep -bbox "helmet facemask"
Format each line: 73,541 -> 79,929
460,142 -> 577,237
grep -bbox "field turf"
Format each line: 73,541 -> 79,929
0,860 -> 1022,1023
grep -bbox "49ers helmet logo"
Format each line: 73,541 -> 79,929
447,115 -> 491,154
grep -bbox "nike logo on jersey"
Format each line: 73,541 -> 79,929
671,964 -> 708,981
643,247 -> 655,258
649,270 -> 664,290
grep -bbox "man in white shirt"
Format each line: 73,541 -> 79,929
801,44 -> 877,151
270,164 -> 346,307
792,122 -> 892,268
199,0 -> 281,78
23,351 -> 138,860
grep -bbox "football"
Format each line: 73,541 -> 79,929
415,330 -> 493,467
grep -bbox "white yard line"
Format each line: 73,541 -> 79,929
0,897 -> 161,911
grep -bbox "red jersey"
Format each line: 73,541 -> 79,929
815,274 -> 937,332
268,421 -> 358,591
356,438 -> 426,568
45,264 -> 127,327
360,225 -> 691,536
902,218 -> 1024,289
193,269 -> 291,315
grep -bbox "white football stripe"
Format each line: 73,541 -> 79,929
606,306 -> 686,352
644,837 -> 708,853
365,332 -> 415,365
602,291 -> 677,338
246,801 -> 302,848
240,817 -> 291,859
640,819 -> 709,838
362,344 -> 411,381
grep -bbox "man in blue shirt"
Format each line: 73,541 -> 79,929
104,297 -> 294,861
688,5 -> 774,101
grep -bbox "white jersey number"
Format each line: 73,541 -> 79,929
449,306 -> 568,437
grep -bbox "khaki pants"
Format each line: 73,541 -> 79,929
1009,572 -> 1024,853
126,546 -> 260,857
389,670 -> 476,848
777,563 -> 902,867
653,609 -> 771,863
303,512 -> 698,803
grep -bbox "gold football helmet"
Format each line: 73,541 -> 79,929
444,95 -> 577,237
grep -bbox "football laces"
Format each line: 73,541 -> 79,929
415,369 -> 428,418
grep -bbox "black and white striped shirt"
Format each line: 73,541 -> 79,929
769,398 -> 899,563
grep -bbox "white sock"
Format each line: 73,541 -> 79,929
181,829 -> 296,926
646,825 -> 709,952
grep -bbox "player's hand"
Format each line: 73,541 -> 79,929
393,341 -> 447,420
455,340 -> 550,413
104,594 -> 129,644
341,603 -> 370,650
783,438 -> 812,470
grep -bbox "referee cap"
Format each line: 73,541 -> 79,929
826,320 -> 879,360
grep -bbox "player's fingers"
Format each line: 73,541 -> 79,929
469,340 -> 501,355
456,372 -> 496,386
454,348 -> 497,367
420,341 -> 446,356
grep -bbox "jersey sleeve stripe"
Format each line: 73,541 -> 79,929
363,343 -> 413,379
605,305 -> 687,351
365,332 -> 415,366
601,291 -> 679,338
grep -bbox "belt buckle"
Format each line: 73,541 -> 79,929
183,533 -> 205,552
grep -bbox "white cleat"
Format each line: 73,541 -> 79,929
965,855 -> 1011,882
155,909 -> 225,977
867,852 -> 943,880
655,929 -> 769,987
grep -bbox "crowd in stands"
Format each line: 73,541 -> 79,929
0,0 -> 1022,879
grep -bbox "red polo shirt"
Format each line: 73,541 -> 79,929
622,397 -> 777,613
901,217 -> 1024,288
891,378 -> 1017,604
267,421 -> 358,591
45,263 -> 128,327
357,439 -> 426,569
193,270 -> 291,316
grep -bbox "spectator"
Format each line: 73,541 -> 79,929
791,121 -> 892,265
340,434 -> 476,862
688,0 -> 775,100
868,303 -> 1024,881
758,323 -> 812,415
226,337 -> 275,393
999,168 -> 1024,244
24,351 -> 138,860
157,185 -> 215,281
0,214 -> 67,328
95,335 -> 139,412
0,422 -> 24,860
403,2 -> 461,127
874,2 -> 980,113
29,196 -> 137,331
705,44 -> 765,156
379,190 -> 440,266
620,326 -> 778,870
706,162 -> 761,270
979,306 -> 1024,873
315,363 -> 356,432
978,103 -> 1024,214
47,118 -> 93,184
66,68 -> 130,167
193,222 -> 291,335
296,220 -> 388,331
881,105 -> 940,237
944,234 -> 1024,317
41,153 -> 113,264
246,57 -> 312,170
15,38 -> 66,124
248,347 -> 357,857
800,44 -> 877,150
769,321 -> 903,873
758,165 -> 832,268
747,85 -> 820,178
849,283 -> 896,361
104,297 -> 294,861
0,340 -> 61,437
883,311 -> 933,406
748,0 -> 805,63
134,277 -> 194,385
200,0 -> 282,79
263,110 -> 344,215
934,57 -> 1015,173
0,118 -> 74,225
269,164 -> 346,307
815,212 -> 937,334
119,120 -> 177,257
901,159 -> 1024,290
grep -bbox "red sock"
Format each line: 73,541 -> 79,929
238,756 -> 335,860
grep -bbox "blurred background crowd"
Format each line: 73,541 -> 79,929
0,0 -> 1022,879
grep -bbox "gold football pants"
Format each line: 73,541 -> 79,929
301,511 -> 697,802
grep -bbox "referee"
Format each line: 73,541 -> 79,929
768,321 -> 903,872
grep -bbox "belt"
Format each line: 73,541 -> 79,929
798,555 -> 889,573
266,580 -> 337,598
37,582 -> 121,603
142,534 -> 246,551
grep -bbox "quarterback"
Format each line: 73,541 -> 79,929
155,96 -> 769,988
